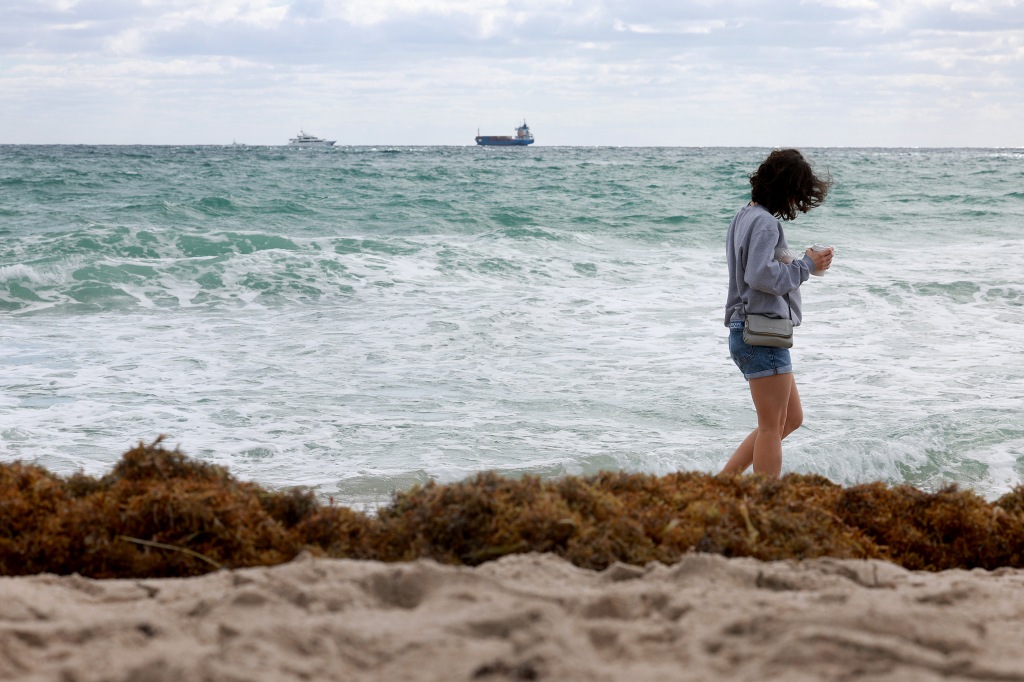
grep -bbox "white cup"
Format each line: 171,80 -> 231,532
809,243 -> 832,276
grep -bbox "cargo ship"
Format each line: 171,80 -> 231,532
475,121 -> 534,146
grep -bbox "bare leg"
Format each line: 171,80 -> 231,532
720,374 -> 803,477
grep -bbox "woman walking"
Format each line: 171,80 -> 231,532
720,149 -> 833,478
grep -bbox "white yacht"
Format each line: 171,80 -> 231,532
288,130 -> 336,147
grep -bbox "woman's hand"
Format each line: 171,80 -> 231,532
805,246 -> 834,272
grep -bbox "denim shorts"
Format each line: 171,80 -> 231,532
729,320 -> 793,380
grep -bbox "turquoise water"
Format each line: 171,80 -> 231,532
2,145 -> 1023,506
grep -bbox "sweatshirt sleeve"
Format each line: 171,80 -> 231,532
743,223 -> 810,296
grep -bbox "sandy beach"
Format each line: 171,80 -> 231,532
3,553 -> 1024,682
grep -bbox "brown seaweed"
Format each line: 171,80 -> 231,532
2,440 -> 1023,578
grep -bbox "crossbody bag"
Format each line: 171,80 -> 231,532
742,295 -> 794,349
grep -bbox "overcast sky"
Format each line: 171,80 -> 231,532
2,0 -> 1022,146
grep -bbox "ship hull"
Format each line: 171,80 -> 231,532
475,137 -> 534,146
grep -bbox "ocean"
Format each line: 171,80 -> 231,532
1,145 -> 1022,508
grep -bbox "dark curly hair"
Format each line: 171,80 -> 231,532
749,149 -> 832,221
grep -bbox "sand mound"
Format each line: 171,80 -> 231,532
3,553 -> 1024,682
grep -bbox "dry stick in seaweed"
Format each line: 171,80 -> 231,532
119,536 -> 224,570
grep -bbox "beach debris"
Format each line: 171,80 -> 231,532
2,442 -> 1023,578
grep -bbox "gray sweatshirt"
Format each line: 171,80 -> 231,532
724,204 -> 814,327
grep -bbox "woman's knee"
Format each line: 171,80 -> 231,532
783,410 -> 803,436
782,376 -> 803,436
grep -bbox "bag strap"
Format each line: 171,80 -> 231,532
743,293 -> 793,321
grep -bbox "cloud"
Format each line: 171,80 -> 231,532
1,1 -> 1022,144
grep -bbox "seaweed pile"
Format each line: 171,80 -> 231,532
2,441 -> 1023,579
